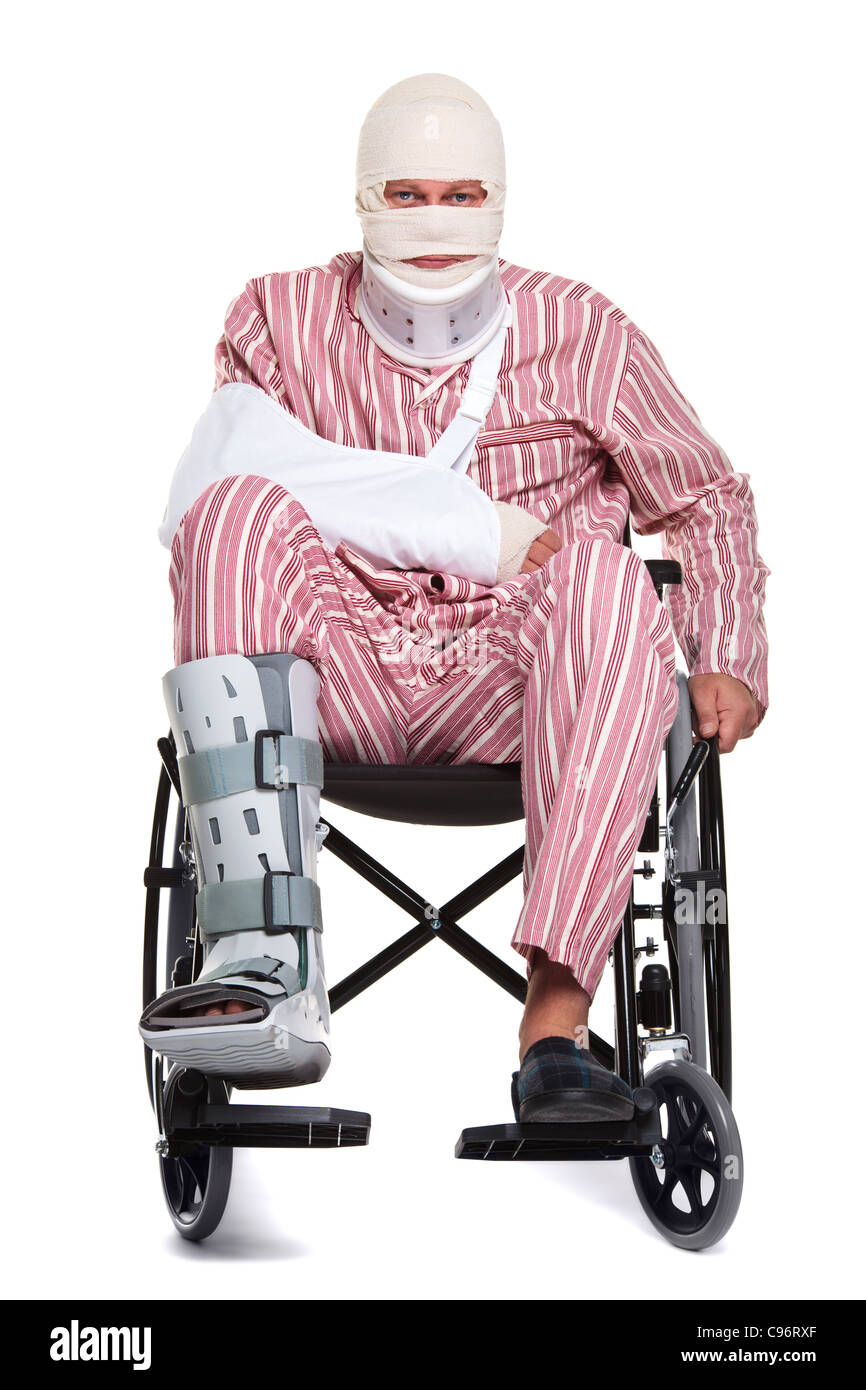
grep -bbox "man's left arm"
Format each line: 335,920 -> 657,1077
607,328 -> 770,753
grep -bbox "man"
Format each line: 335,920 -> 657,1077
140,74 -> 768,1121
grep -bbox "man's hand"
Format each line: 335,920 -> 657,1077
688,673 -> 760,754
520,528 -> 563,573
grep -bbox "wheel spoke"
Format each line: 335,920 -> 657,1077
661,1089 -> 683,1142
648,1163 -> 678,1211
681,1165 -> 705,1216
176,1156 -> 204,1216
680,1103 -> 710,1148
678,1149 -> 721,1178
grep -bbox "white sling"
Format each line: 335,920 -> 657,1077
159,307 -> 511,588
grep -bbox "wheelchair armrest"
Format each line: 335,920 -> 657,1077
644,559 -> 682,595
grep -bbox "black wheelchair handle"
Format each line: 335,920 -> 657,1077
668,738 -> 712,820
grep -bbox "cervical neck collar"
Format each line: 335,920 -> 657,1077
358,250 -> 506,367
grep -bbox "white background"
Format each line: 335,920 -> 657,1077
3,0 -> 863,1300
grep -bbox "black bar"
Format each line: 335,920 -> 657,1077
157,733 -> 182,798
323,824 -> 614,1064
21,1301 -> 842,1371
436,920 -> 527,1002
665,917 -> 682,1034
700,738 -> 732,1099
320,818 -> 431,920
588,1030 -> 616,1070
663,732 -> 682,1033
142,764 -> 173,1107
166,803 -> 199,983
613,899 -> 641,1089
438,846 -> 525,922
323,822 -> 528,1009
637,788 -> 659,853
329,921 -> 436,1012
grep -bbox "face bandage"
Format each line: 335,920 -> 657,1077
356,73 -> 508,363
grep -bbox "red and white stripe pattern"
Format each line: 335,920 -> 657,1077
213,253 -> 769,710
171,477 -> 678,996
166,253 -> 768,989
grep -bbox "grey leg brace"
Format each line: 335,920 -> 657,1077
139,653 -> 331,1088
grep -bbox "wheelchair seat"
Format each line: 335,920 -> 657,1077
319,561 -> 681,830
322,761 -> 523,826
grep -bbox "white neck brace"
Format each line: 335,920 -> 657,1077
358,251 -> 506,367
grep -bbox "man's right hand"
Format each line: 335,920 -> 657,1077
521,528 -> 563,573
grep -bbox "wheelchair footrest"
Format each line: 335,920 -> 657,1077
455,1107 -> 661,1162
165,1104 -> 371,1153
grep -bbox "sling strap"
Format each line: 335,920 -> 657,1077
425,304 -> 512,476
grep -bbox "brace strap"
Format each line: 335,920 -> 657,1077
197,954 -> 300,996
197,871 -> 323,939
178,732 -> 324,806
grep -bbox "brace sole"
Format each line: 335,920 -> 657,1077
142,1015 -> 331,1089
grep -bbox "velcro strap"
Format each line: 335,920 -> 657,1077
197,872 -> 323,939
198,955 -> 300,996
178,733 -> 323,805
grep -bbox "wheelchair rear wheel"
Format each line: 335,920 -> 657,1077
145,764 -> 234,1240
629,1059 -> 743,1250
664,674 -> 732,1096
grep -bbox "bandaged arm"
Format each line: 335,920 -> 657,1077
158,381 -> 504,586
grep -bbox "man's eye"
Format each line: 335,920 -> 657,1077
396,191 -> 415,201
452,193 -> 469,203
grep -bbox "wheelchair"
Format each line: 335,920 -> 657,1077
142,554 -> 743,1251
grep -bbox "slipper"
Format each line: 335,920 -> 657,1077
512,1036 -> 635,1123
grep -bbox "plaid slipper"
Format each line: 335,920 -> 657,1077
512,1036 -> 635,1123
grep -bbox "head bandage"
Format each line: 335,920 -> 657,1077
356,73 -> 508,364
355,72 -> 506,288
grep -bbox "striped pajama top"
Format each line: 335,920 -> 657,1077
211,252 -> 770,712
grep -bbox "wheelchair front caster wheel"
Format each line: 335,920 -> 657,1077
158,1068 -> 233,1241
629,1059 -> 743,1250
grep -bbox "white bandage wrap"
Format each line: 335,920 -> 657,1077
492,500 -> 549,583
358,206 -> 504,285
355,72 -> 506,290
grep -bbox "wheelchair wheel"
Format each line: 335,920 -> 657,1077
159,1066 -> 233,1241
629,1059 -> 743,1250
664,674 -> 732,1096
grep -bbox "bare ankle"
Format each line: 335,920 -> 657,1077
518,950 -> 590,1062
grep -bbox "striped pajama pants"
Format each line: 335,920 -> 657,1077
170,475 -> 679,999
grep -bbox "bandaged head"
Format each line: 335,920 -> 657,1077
356,73 -> 508,366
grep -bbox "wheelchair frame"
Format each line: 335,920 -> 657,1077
142,555 -> 742,1249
